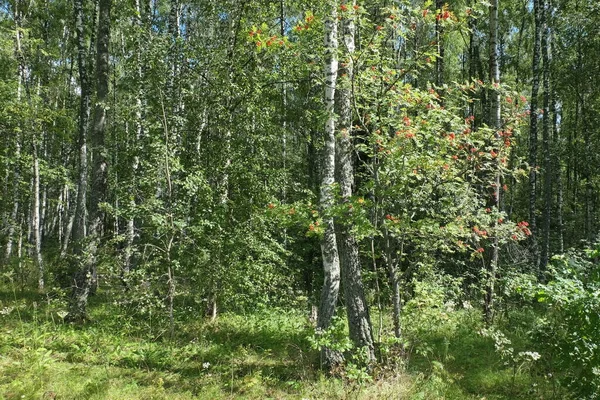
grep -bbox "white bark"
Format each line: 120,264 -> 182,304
317,0 -> 343,368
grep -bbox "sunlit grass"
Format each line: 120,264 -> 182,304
0,288 -> 560,399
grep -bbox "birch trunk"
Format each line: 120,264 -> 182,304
73,0 -> 91,248
5,2 -> 24,262
551,27 -> 564,253
337,0 -> 375,361
69,0 -> 112,321
32,137 -> 44,291
540,0 -> 551,271
60,185 -> 75,258
122,0 -> 147,284
484,0 -> 501,324
529,0 -> 543,266
317,0 -> 342,368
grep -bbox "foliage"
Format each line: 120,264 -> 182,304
0,287 -> 563,399
522,248 -> 600,398
1,0 -> 600,397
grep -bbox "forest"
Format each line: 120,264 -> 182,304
0,0 -> 599,398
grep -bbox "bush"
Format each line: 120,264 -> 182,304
520,247 -> 600,398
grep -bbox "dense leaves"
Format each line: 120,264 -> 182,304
1,0 -> 600,397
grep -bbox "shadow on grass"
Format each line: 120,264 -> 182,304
406,314 -> 556,400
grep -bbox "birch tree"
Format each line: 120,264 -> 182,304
317,0 -> 342,367
68,0 -> 112,321
337,0 -> 374,361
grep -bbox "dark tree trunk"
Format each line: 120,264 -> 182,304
484,0 -> 501,324
540,0 -> 551,271
68,0 -> 112,322
529,0 -> 543,267
435,0 -> 444,88
73,0 -> 91,249
338,0 -> 375,361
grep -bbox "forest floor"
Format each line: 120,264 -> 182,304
0,289 -> 559,399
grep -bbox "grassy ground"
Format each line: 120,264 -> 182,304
0,288 -> 560,399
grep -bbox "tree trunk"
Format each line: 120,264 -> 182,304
5,2 -> 24,262
60,185 -> 76,258
384,229 -> 402,340
32,137 -> 44,291
529,0 -> 543,266
317,0 -> 343,368
484,0 -> 501,324
68,0 -> 112,322
122,0 -> 148,285
73,0 -> 91,248
337,0 -> 375,362
435,0 -> 444,88
540,0 -> 551,271
551,31 -> 564,254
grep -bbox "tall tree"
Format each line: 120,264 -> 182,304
529,0 -> 543,267
317,0 -> 342,368
540,0 -> 551,270
337,0 -> 375,361
484,0 -> 501,323
68,0 -> 112,321
4,0 -> 25,263
72,0 -> 91,251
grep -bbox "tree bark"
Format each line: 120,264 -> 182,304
529,0 -> 543,266
435,0 -> 444,88
540,0 -> 551,271
317,0 -> 343,368
337,0 -> 375,362
68,0 -> 112,322
484,0 -> 501,324
551,29 -> 564,254
32,137 -> 44,291
5,1 -> 24,262
73,0 -> 91,248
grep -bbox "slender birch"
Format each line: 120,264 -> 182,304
317,0 -> 342,367
529,0 -> 543,266
484,0 -> 501,323
338,0 -> 375,361
540,0 -> 551,270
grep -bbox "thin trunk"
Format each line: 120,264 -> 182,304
583,99 -> 593,242
317,0 -> 343,368
529,0 -> 543,266
5,155 -> 20,261
159,74 -> 176,337
552,43 -> 564,253
484,0 -> 501,324
73,0 -> 90,247
467,4 -> 476,119
206,4 -> 244,321
435,0 -> 444,87
385,228 -> 402,340
280,0 -> 288,248
60,186 -> 76,258
5,2 -> 24,261
32,138 -> 44,291
540,0 -> 551,271
337,0 -> 375,361
17,220 -> 24,289
123,0 -> 146,284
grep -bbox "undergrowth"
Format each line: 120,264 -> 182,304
0,284 -> 561,399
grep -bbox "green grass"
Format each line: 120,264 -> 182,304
0,289 -> 562,399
